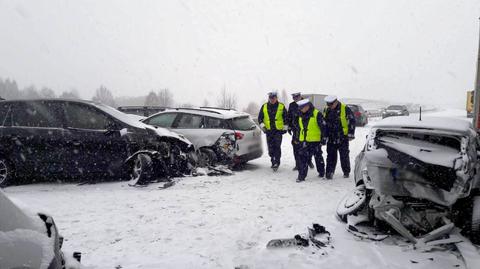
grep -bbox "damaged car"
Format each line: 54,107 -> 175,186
0,99 -> 195,187
0,190 -> 82,269
142,107 -> 263,167
337,116 -> 480,245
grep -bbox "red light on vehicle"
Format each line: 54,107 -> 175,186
235,132 -> 244,140
355,111 -> 362,117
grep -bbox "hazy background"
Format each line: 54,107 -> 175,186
0,0 -> 479,109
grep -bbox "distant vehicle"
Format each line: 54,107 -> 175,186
337,117 -> 480,243
382,105 -> 409,118
467,90 -> 474,118
142,107 -> 263,166
302,94 -> 328,111
346,104 -> 368,127
0,99 -> 194,187
117,105 -> 166,117
0,190 -> 82,268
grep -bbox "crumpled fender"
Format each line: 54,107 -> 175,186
124,150 -> 160,164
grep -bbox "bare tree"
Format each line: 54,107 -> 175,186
144,91 -> 160,106
157,88 -> 174,107
216,86 -> 237,109
59,89 -> 80,99
92,85 -> 116,107
243,101 -> 260,116
39,87 -> 56,98
22,85 -> 40,99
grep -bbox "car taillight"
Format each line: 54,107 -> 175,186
235,132 -> 244,140
355,111 -> 361,117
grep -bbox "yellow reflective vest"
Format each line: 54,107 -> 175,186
298,109 -> 321,142
262,103 -> 285,130
323,103 -> 348,136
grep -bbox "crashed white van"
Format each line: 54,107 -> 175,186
337,116 -> 480,244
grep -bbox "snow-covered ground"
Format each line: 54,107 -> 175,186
3,109 -> 477,269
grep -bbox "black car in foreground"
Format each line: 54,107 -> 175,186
0,190 -> 81,268
0,99 -> 195,187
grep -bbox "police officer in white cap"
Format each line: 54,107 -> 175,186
287,92 -> 314,171
322,95 -> 356,179
295,98 -> 326,182
258,91 -> 288,171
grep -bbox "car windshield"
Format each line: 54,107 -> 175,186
95,103 -> 147,129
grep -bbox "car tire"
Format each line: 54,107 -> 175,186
197,148 -> 217,167
470,195 -> 480,244
336,185 -> 367,222
129,153 -> 153,185
0,158 -> 14,188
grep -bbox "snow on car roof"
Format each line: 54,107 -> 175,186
373,116 -> 474,134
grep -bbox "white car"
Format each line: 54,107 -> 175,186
142,107 -> 263,166
0,190 -> 82,268
337,116 -> 480,244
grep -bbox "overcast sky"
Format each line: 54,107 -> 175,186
0,0 -> 479,109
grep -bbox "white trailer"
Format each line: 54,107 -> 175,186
302,93 -> 328,111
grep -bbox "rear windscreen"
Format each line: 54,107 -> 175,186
230,116 -> 256,131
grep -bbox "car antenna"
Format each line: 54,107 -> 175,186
419,106 -> 422,121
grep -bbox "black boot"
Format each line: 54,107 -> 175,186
343,173 -> 349,178
325,173 -> 333,180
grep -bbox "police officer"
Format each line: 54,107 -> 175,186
323,95 -> 356,179
258,91 -> 288,170
295,99 -> 326,182
287,92 -> 314,171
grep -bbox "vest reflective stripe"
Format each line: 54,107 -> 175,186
298,109 -> 321,142
340,103 -> 348,135
262,103 -> 285,130
323,103 -> 349,136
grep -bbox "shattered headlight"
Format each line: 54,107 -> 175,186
216,132 -> 236,157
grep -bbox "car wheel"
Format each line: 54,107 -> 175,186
0,158 -> 14,188
197,148 -> 218,167
470,195 -> 480,244
336,184 -> 367,222
129,153 -> 152,185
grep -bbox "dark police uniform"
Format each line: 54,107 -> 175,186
258,101 -> 288,167
297,103 -> 326,181
323,102 -> 356,178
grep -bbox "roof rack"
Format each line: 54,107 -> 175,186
172,107 -> 222,114
199,106 -> 235,111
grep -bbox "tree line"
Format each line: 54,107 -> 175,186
0,77 -> 268,116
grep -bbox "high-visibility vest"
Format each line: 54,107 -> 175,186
262,103 -> 285,130
298,109 -> 321,142
323,103 -> 348,136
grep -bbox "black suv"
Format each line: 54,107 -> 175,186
0,99 -> 194,187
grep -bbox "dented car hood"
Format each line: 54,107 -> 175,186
362,117 -> 476,207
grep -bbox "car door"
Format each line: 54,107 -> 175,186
170,113 -> 210,148
1,101 -> 66,178
62,102 -> 129,178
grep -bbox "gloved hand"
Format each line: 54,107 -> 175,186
259,123 -> 267,133
302,141 -> 308,148
348,134 -> 355,141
